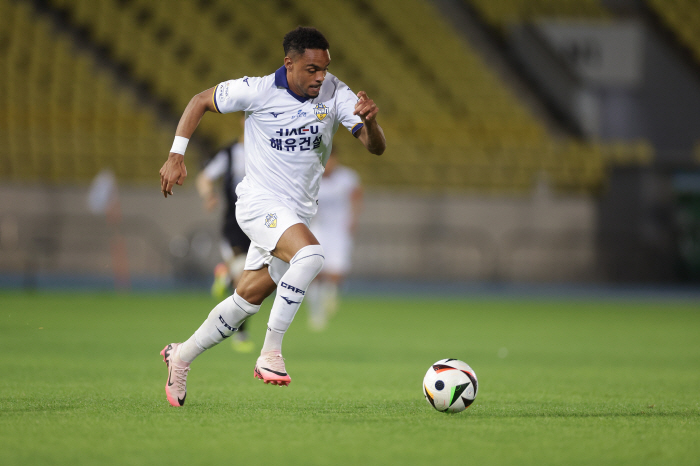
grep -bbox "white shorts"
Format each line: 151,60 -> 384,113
235,193 -> 311,273
312,227 -> 353,275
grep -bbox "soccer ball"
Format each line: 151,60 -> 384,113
422,359 -> 478,413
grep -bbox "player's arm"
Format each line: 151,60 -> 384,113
195,172 -> 218,211
159,87 -> 218,198
353,91 -> 386,155
196,150 -> 228,211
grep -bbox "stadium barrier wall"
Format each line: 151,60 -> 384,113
0,183 -> 598,286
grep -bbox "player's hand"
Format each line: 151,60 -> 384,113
353,91 -> 379,123
159,152 -> 187,198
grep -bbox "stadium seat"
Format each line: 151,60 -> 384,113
1,0 -> 651,192
466,0 -> 610,33
0,0 -> 186,183
648,0 -> 700,63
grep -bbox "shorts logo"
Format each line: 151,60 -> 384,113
265,213 -> 278,228
313,103 -> 329,121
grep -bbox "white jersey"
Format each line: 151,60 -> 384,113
310,166 -> 360,275
202,142 -> 246,186
213,66 -> 363,218
311,166 -> 360,234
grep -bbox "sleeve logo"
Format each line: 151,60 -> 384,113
313,103 -> 329,121
265,213 -> 278,228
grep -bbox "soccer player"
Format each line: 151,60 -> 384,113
195,122 -> 254,352
159,27 -> 385,407
306,148 -> 363,330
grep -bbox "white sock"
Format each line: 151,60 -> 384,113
305,281 -> 326,330
322,281 -> 339,315
261,327 -> 284,354
179,291 -> 261,363
306,281 -> 322,315
262,245 -> 324,352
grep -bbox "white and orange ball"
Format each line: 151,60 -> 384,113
422,359 -> 478,413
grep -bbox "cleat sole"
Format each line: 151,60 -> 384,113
254,365 -> 291,386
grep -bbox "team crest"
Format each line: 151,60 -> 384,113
265,213 -> 278,228
313,103 -> 329,121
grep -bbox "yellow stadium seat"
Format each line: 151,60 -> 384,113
1,0 -> 651,191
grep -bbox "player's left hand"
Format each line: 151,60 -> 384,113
353,91 -> 379,123
160,153 -> 187,198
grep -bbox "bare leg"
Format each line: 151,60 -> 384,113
271,223 -> 320,262
236,267 -> 278,305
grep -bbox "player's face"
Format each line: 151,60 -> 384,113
285,49 -> 331,99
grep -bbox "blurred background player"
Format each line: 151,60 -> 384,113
306,148 -> 363,330
195,118 -> 254,352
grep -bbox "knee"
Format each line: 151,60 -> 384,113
290,244 -> 325,275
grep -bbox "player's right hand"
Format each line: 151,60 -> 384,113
160,153 -> 187,198
353,91 -> 379,123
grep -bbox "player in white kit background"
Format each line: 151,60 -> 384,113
158,27 -> 385,407
307,148 -> 363,331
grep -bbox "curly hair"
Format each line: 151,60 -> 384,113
283,27 -> 329,56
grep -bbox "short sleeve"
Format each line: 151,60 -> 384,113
334,81 -> 364,137
212,76 -> 264,114
202,150 -> 228,180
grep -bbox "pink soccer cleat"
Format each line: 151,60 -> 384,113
160,343 -> 190,407
254,351 -> 292,386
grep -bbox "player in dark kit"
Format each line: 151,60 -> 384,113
196,132 -> 254,352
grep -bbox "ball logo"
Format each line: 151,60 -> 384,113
313,103 -> 329,121
265,213 -> 277,228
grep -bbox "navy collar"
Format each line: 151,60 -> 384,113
275,66 -> 309,103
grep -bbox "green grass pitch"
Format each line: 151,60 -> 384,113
1,290 -> 699,465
